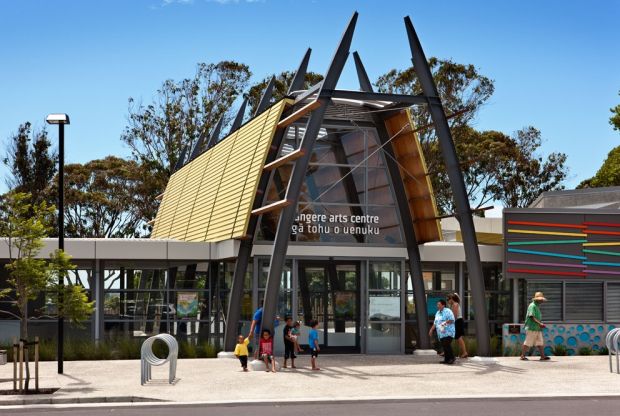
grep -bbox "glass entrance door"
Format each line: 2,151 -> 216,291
298,260 -> 360,352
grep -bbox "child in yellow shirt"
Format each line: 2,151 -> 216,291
234,335 -> 250,372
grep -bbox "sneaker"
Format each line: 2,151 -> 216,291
540,356 -> 550,361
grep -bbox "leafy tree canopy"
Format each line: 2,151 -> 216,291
0,192 -> 93,340
61,156 -> 157,238
376,58 -> 567,212
2,122 -> 57,207
122,61 -> 251,176
611,90 -> 620,132
578,146 -> 620,189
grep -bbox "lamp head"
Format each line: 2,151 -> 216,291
46,113 -> 70,125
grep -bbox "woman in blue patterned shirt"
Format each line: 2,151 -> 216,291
429,299 -> 456,364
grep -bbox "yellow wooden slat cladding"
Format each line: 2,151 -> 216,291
151,100 -> 287,242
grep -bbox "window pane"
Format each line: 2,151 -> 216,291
367,323 -> 401,353
369,262 -> 401,290
369,292 -> 401,321
565,282 -> 603,321
366,206 -> 403,244
526,282 -> 562,321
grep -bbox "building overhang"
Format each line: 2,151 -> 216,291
0,238 -> 240,264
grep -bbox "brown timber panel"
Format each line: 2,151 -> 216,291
384,109 -> 442,243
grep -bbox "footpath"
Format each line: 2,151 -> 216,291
1,355 -> 619,406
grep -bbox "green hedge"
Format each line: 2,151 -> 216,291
1,338 -> 220,361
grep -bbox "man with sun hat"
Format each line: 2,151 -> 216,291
520,291 -> 550,361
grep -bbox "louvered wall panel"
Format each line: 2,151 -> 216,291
608,283 -> 620,321
151,100 -> 288,242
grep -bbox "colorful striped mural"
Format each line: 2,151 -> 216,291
504,216 -> 620,279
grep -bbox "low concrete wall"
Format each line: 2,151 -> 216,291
503,323 -> 618,356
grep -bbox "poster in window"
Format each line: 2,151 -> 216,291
334,292 -> 355,319
177,292 -> 198,318
369,296 -> 400,321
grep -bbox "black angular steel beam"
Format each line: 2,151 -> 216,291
188,131 -> 206,162
224,45 -> 318,351
261,12 -> 359,335
405,16 -> 491,356
173,145 -> 188,173
205,115 -> 225,149
288,48 -> 312,94
230,97 -> 248,133
255,76 -> 277,117
353,51 -> 431,349
223,127 -> 290,350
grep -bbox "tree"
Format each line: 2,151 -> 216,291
2,122 -> 57,206
122,61 -> 251,178
247,71 -> 324,115
375,59 -> 567,212
424,126 -> 515,211
611,90 -> 620,131
121,61 -> 251,226
376,58 -> 495,213
494,127 -> 568,207
62,156 -> 156,238
0,192 -> 93,390
578,146 -> 620,189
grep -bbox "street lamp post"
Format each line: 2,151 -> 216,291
46,113 -> 70,375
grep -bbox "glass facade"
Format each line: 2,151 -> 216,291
101,261 -> 244,348
367,262 -> 403,353
258,126 -> 403,245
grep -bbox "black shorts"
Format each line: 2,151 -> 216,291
455,318 -> 465,339
284,342 -> 297,359
238,355 -> 248,368
311,349 -> 319,358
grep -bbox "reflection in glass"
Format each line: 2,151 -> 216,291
369,262 -> 401,290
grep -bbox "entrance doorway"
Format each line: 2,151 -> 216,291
298,260 -> 360,352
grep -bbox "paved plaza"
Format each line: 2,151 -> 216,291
1,355 -> 620,406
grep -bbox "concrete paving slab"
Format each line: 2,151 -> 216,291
1,355 -> 619,406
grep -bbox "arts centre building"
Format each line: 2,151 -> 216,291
1,14 -> 618,356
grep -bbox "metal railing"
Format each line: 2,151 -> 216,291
606,327 -> 620,374
141,333 -> 178,385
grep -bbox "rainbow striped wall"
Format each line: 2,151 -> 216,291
504,209 -> 620,279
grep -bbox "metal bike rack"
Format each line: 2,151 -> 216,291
141,334 -> 178,385
605,327 -> 620,374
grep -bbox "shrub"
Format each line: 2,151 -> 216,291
202,342 -> 219,358
114,337 -> 142,359
552,344 -> 568,356
2,336 -> 221,361
179,341 -> 198,359
599,346 -> 609,355
578,347 -> 593,356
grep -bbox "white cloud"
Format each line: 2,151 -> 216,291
161,0 -> 194,6
208,0 -> 265,4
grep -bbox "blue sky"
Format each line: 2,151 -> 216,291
1,0 -> 619,200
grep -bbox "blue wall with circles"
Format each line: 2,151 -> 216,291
502,323 -> 617,356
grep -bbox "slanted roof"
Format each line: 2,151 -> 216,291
151,100 -> 288,242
